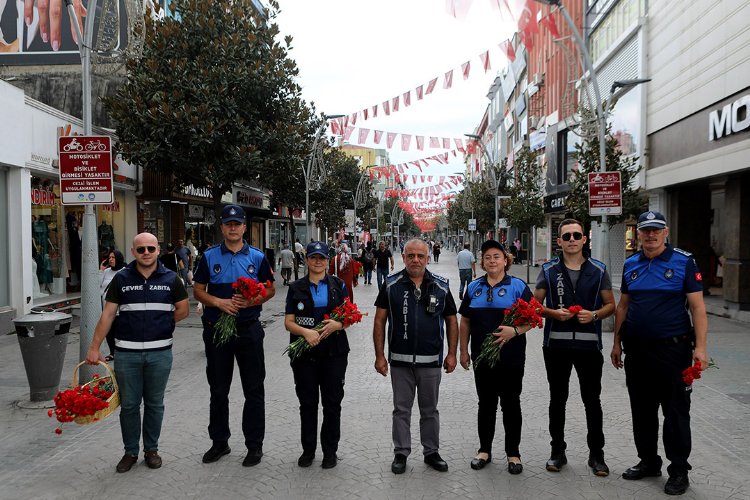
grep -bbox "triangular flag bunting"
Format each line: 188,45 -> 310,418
401,134 -> 411,151
443,69 -> 453,89
480,50 -> 491,72
387,132 -> 397,148
426,78 -> 438,94
403,91 -> 411,107
358,128 -> 370,144
416,136 -> 424,150
374,130 -> 383,144
461,61 -> 471,80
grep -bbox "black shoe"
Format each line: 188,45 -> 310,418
665,474 -> 689,495
321,454 -> 338,469
202,442 -> 230,464
546,451 -> 567,472
116,453 -> 138,473
242,448 -> 263,467
391,453 -> 407,474
622,461 -> 662,480
507,457 -> 523,475
588,455 -> 610,477
470,453 -> 491,470
144,450 -> 162,469
424,452 -> 448,472
298,452 -> 314,468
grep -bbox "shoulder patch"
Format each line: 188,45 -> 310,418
673,247 -> 692,257
430,273 -> 449,284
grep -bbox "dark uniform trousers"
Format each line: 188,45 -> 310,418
291,354 -> 348,456
624,338 -> 693,476
543,347 -> 605,456
473,362 -> 524,458
203,319 -> 266,451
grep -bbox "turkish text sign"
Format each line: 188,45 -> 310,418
58,136 -> 113,205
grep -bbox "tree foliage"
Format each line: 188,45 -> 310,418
104,0 -> 313,238
567,110 -> 646,229
504,147 -> 545,232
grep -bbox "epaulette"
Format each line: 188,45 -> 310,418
430,272 -> 449,284
673,247 -> 693,257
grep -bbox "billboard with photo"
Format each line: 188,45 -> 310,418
0,0 -> 134,65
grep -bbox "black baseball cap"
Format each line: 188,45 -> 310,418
221,204 -> 246,224
637,211 -> 667,230
480,240 -> 506,253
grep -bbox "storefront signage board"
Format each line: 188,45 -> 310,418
588,171 -> 622,216
58,136 -> 113,205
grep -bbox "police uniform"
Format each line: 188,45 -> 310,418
621,243 -> 703,477
459,274 -> 532,459
285,273 -> 349,459
536,257 -> 610,461
193,240 -> 274,452
374,268 -> 457,457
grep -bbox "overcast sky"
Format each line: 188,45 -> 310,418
276,0 -> 518,192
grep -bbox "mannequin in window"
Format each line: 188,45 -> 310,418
66,211 -> 82,285
98,221 -> 115,251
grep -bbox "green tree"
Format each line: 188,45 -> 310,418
104,0 -> 312,239
567,110 -> 646,229
504,146 -> 545,233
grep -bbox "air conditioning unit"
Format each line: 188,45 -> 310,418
532,73 -> 545,87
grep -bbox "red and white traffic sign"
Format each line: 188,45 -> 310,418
58,136 -> 113,205
588,171 -> 622,216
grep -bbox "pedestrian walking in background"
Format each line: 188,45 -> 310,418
534,219 -> 615,476
456,243 -> 476,300
193,204 -> 276,468
159,242 -> 183,276
373,239 -> 458,474
294,238 -> 305,280
284,241 -> 350,470
86,233 -> 189,473
360,243 -> 375,285
279,243 -> 295,286
459,240 -> 533,475
175,238 -> 192,286
432,241 -> 441,263
611,211 -> 709,496
373,240 -> 394,289
98,249 -> 125,362
328,243 -> 356,302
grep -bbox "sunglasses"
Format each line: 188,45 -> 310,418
561,232 -> 583,241
136,246 -> 157,254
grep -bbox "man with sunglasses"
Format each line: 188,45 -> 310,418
612,211 -> 708,496
373,239 -> 458,474
193,204 -> 276,468
86,232 -> 190,473
534,218 -> 615,477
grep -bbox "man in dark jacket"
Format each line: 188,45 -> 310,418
373,239 -> 458,475
534,218 -> 615,477
87,232 -> 189,473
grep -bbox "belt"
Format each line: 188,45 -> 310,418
625,334 -> 693,346
661,334 -> 694,345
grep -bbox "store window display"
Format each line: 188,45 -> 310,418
31,177 -> 64,296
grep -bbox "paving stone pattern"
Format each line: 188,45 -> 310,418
1,249 -> 749,499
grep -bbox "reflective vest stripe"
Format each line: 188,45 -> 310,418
391,352 -> 440,364
549,331 -> 599,342
119,303 -> 175,312
115,338 -> 174,350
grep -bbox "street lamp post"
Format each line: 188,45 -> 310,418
304,114 -> 342,241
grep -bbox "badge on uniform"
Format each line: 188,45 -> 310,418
664,269 -> 674,279
630,271 -> 638,281
498,288 -> 507,297
248,264 -> 256,274
474,289 -> 482,297
297,302 -> 304,311
213,263 -> 221,274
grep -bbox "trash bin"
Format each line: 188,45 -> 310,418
13,310 -> 73,402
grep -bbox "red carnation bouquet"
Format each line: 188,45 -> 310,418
475,297 -> 544,369
682,358 -> 718,387
49,374 -> 114,434
213,277 -> 271,346
284,298 -> 366,361
568,305 -> 583,315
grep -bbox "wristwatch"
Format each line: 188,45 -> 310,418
592,311 -> 599,321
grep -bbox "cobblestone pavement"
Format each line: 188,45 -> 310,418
1,248 -> 749,499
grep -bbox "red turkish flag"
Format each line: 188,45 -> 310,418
499,40 -> 516,62
541,14 -> 561,39
358,128 -> 370,143
372,105 -> 378,118
383,100 -> 390,116
461,61 -> 471,80
392,95 -> 400,112
426,78 -> 438,94
442,138 -> 451,149
330,120 -> 340,135
401,134 -> 412,151
387,132 -> 397,148
518,1 -> 538,34
343,126 -> 355,142
374,130 -> 383,144
430,137 -> 440,148
443,69 -> 454,89
480,50 -> 491,73
363,108 -> 369,120
416,85 -> 424,100
520,29 -> 534,51
466,140 -> 478,154
416,136 -> 424,150
403,91 -> 411,107
454,138 -> 465,152
350,112 -> 357,125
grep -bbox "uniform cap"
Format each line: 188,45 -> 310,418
221,204 -> 245,224
637,211 -> 667,230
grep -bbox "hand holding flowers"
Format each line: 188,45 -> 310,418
682,358 -> 718,387
285,299 -> 366,361
475,297 -> 544,369
213,278 -> 271,346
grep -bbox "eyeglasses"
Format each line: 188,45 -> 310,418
135,246 -> 157,254
561,232 -> 583,241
